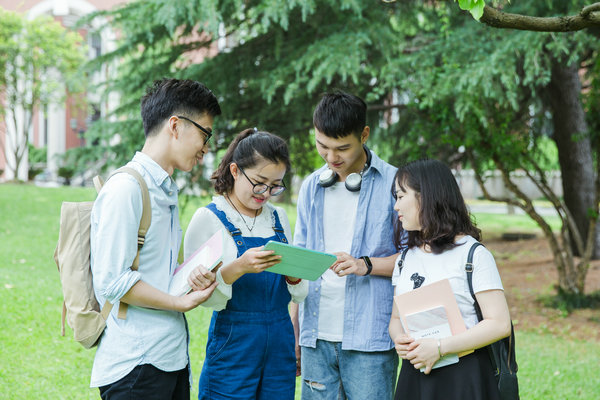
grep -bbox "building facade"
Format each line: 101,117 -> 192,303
0,0 -> 127,181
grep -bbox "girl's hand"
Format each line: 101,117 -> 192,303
331,252 -> 368,276
406,338 -> 441,375
393,334 -> 414,359
238,246 -> 282,274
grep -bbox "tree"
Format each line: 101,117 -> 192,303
398,1 -> 600,294
78,0 -> 401,197
82,0 -> 599,295
462,0 -> 600,32
451,1 -> 600,294
0,9 -> 86,181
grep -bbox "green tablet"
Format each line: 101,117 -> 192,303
264,241 -> 337,281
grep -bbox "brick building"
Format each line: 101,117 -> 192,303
0,0 -> 127,181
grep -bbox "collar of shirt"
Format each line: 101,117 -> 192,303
133,152 -> 179,199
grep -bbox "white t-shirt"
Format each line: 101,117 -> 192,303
318,182 -> 360,341
183,195 -> 308,311
392,235 -> 503,329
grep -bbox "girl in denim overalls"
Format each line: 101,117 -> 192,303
184,129 -> 308,399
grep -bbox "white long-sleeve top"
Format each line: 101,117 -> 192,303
184,195 -> 308,311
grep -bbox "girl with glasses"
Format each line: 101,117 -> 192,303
184,128 -> 308,400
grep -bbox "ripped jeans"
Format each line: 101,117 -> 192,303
300,340 -> 398,400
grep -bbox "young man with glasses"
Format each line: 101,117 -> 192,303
292,91 -> 399,399
90,78 -> 222,400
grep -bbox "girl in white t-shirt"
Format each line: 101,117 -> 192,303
388,159 -> 511,400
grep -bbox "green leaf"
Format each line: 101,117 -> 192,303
470,0 -> 485,20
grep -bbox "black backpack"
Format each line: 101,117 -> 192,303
466,242 -> 519,400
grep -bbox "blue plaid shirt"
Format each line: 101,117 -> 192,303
294,150 -> 398,351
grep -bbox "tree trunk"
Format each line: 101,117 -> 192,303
545,59 -> 600,263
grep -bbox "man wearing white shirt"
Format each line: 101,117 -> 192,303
293,91 -> 399,399
90,78 -> 221,400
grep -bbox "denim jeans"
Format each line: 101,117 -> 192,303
301,340 -> 398,400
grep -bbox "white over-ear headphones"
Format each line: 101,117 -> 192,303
318,146 -> 371,192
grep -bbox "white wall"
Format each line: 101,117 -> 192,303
455,169 -> 563,200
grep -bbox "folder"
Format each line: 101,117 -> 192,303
263,241 -> 337,281
394,278 -> 472,357
169,229 -> 225,296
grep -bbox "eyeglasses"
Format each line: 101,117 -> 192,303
177,115 -> 212,145
239,167 -> 286,196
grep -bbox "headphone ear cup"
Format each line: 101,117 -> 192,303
345,172 -> 362,192
318,168 -> 338,188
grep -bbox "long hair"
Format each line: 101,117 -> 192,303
393,159 -> 480,253
211,128 -> 291,194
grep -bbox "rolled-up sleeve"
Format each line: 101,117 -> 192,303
90,174 -> 144,305
288,279 -> 308,303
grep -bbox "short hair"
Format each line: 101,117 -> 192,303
211,128 -> 291,195
392,159 -> 481,254
313,90 -> 367,139
140,78 -> 221,137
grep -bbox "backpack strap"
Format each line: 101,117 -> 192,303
465,241 -> 518,381
93,175 -> 104,193
99,166 -> 152,320
397,247 -> 410,278
465,242 -> 484,321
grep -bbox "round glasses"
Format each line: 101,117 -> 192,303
239,167 -> 286,196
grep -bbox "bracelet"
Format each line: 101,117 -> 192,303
361,256 -> 373,276
437,339 -> 443,358
285,276 -> 302,285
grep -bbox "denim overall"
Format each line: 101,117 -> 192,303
198,203 -> 296,400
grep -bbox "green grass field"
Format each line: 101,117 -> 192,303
0,184 -> 597,399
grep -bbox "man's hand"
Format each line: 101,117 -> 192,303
178,281 -> 218,312
331,252 -> 368,277
187,262 -> 220,291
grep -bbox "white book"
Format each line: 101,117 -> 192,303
404,305 -> 459,371
168,229 -> 225,297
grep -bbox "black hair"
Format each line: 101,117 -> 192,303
140,78 -> 221,137
211,128 -> 291,195
392,159 -> 481,254
313,90 -> 367,139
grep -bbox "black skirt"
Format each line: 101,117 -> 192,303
394,348 -> 500,400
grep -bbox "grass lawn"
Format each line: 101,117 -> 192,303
0,183 -> 598,399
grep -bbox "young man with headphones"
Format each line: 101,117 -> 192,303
292,91 -> 399,399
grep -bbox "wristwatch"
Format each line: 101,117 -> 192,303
361,256 -> 373,276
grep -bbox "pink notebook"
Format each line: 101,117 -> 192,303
394,279 -> 472,357
169,229 -> 224,296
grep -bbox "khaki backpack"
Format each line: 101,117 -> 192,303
54,167 -> 152,348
